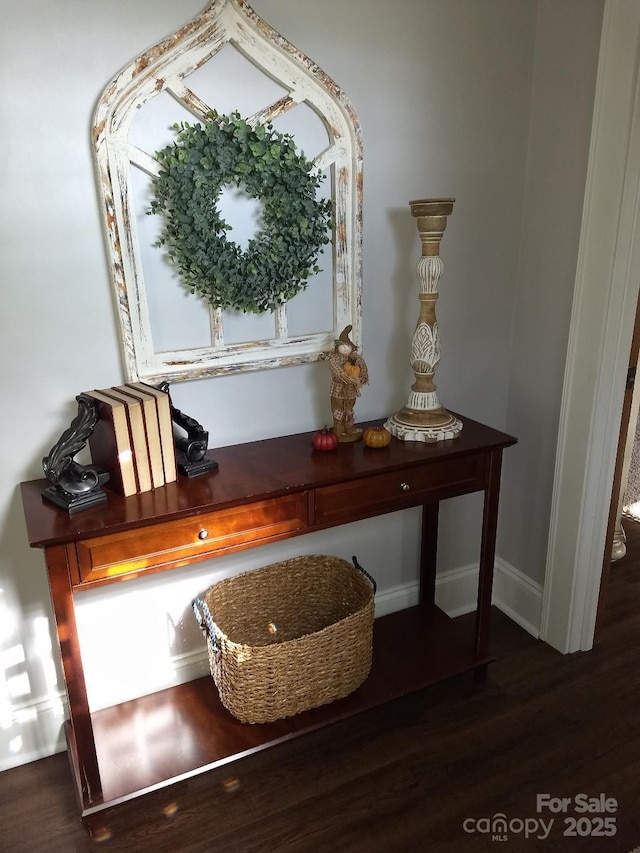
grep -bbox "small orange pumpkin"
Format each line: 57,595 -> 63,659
363,426 -> 392,448
343,358 -> 360,378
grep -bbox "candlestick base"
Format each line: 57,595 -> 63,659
385,408 -> 463,443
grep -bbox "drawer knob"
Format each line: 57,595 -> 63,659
400,482 -> 410,491
198,528 -> 209,540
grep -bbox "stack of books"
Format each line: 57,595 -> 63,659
83,383 -> 177,497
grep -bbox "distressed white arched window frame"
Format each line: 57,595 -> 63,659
92,0 -> 363,383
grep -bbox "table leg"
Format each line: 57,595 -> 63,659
475,448 -> 504,669
46,545 -> 102,807
420,502 -> 439,606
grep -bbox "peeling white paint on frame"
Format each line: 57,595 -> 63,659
92,0 -> 363,383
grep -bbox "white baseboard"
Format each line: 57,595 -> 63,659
0,694 -> 67,772
436,564 -> 481,617
0,559 -> 543,772
375,560 -> 543,637
433,558 -> 543,637
374,579 -> 420,616
493,557 -> 543,638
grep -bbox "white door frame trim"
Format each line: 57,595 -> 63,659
541,0 -> 640,653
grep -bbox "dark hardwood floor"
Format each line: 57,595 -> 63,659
3,522 -> 640,852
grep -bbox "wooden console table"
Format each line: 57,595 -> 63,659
20,415 -> 515,832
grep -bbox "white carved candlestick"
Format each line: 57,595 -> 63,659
385,198 -> 463,442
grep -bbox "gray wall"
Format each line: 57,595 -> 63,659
0,0 -> 603,768
500,0 -> 605,584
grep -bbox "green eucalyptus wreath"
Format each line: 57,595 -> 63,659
148,112 -> 333,314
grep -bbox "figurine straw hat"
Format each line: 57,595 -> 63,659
335,324 -> 357,349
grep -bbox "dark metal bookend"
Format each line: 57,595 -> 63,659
42,395 -> 110,513
158,383 -> 218,478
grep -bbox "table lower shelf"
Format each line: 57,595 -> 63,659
74,604 -> 493,817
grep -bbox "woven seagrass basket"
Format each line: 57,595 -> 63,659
192,555 -> 376,724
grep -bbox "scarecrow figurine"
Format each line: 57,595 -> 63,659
328,325 -> 369,442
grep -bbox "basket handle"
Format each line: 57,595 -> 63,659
192,597 -> 219,653
352,555 -> 377,594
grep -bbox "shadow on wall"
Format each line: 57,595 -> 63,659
0,490 -> 67,770
0,403 -> 91,769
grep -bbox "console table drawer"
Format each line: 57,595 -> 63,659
75,493 -> 308,585
314,455 -> 484,524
